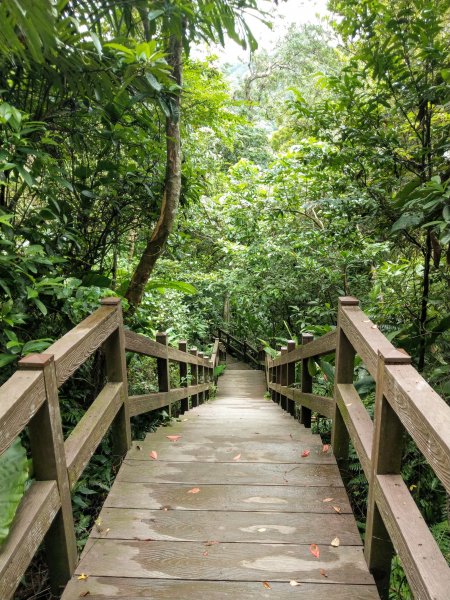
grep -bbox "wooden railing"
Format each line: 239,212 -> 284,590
0,298 -> 218,600
217,327 -> 264,368
266,296 -> 450,600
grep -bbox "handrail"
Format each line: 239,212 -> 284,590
265,296 -> 450,600
0,298 -> 218,600
217,327 -> 263,367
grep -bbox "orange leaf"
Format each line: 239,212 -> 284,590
150,450 -> 158,460
322,444 -> 330,453
166,435 -> 181,442
205,540 -> 219,546
79,592 -> 90,598
320,568 -> 328,578
332,505 -> 342,514
309,543 -> 320,558
301,449 -> 310,457
77,574 -> 89,581
262,581 -> 271,589
322,497 -> 333,502
188,487 -> 200,494
233,453 -> 241,461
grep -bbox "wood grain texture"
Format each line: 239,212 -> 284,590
45,304 -> 120,386
90,507 -> 361,544
270,330 -> 337,368
374,474 -> 450,600
0,481 -> 60,600
125,330 -> 210,367
336,383 -> 373,477
0,369 -> 45,454
74,539 -> 373,584
268,384 -> 334,418
129,383 -> 211,416
65,382 -> 124,488
383,363 -> 450,493
104,481 -> 353,513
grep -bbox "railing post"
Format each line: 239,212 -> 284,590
280,347 -> 288,410
271,357 -> 278,402
198,351 -> 205,403
190,347 -> 199,406
156,332 -> 170,416
331,297 -> 358,458
101,298 -> 131,458
243,340 -> 247,363
365,349 -> 411,599
287,340 -> 296,416
300,333 -> 313,427
179,340 -> 188,414
19,354 -> 77,594
204,355 -> 210,401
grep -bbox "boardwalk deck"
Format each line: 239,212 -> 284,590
62,364 -> 379,599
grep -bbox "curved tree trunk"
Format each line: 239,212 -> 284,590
125,30 -> 182,310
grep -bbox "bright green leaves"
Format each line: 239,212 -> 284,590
0,438 -> 29,547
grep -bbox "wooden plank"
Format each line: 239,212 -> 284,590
117,460 -> 344,487
179,341 -> 188,413
65,382 -> 124,488
74,539 -> 374,584
0,369 -> 45,455
271,330 -> 337,367
374,474 -> 450,600
45,304 -> 120,386
383,363 -> 450,494
125,330 -> 209,367
0,481 -> 60,600
62,577 -> 379,599
268,384 -> 334,418
336,384 -> 373,477
105,482 -> 353,513
90,507 -> 362,545
129,383 -> 210,417
300,333 -> 313,426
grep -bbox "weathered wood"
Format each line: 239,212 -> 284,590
90,507 -> 361,544
128,383 -> 210,416
271,330 -> 337,367
279,346 -> 288,410
63,577 -> 379,599
383,363 -> 450,494
267,384 -> 334,419
0,369 -> 45,455
125,330 -> 210,366
335,383 -> 373,478
301,333 -> 313,427
102,298 -> 131,458
156,332 -> 171,417
190,348 -> 199,407
21,355 -> 77,593
332,297 -> 357,460
179,341 -> 189,413
65,382 -> 124,488
365,351 -> 410,598
286,340 -> 296,416
198,351 -> 205,404
45,302 -> 120,386
374,474 -> 450,600
0,481 -> 60,600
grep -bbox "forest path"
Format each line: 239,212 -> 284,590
61,367 -> 379,599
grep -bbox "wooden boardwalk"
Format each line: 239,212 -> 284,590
62,364 -> 379,599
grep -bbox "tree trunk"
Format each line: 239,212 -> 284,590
125,29 -> 183,310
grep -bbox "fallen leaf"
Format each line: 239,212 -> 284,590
332,505 -> 342,514
150,450 -> 158,460
188,487 -> 200,494
166,435 -> 181,442
371,324 -> 378,329
322,497 -> 333,502
79,593 -> 90,598
77,574 -> 89,581
258,528 -> 267,532
322,444 -> 330,453
205,540 -> 219,546
202,551 -> 208,556
309,543 -> 320,558
301,449 -> 310,457
331,537 -> 340,547
320,569 -> 328,578
233,453 -> 241,461
136,445 -> 142,451
289,580 -> 301,587
262,581 -> 271,589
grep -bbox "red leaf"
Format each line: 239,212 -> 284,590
202,551 -> 208,556
150,450 -> 158,460
301,449 -> 310,457
233,453 -> 241,461
188,487 -> 200,494
320,568 -> 328,578
262,581 -> 271,589
322,444 -> 330,453
309,543 -> 320,558
166,435 -> 181,442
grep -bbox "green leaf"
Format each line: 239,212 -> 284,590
0,438 -> 29,547
391,212 -> 424,232
82,273 -> 111,288
0,353 -> 17,368
145,280 -> 197,295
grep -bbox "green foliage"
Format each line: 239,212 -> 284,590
0,438 -> 29,547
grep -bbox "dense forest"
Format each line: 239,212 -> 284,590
0,0 -> 449,598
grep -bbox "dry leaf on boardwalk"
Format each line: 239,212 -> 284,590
205,540 -> 219,546
79,592 -> 90,597
301,449 -> 310,457
233,453 -> 241,461
166,435 -> 181,442
322,497 -> 333,502
309,543 -> 320,558
332,505 -> 342,514
331,537 -> 340,547
322,444 -> 330,453
188,487 -> 200,494
320,569 -> 328,578
262,581 -> 271,589
289,580 -> 301,587
77,573 -> 88,581
150,450 -> 158,460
